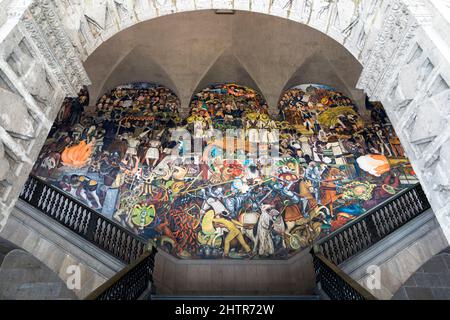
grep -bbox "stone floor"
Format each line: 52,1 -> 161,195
392,247 -> 450,300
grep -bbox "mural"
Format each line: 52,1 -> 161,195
32,82 -> 418,260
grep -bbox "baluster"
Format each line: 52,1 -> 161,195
358,219 -> 370,247
53,193 -> 63,219
78,209 -> 87,235
98,220 -> 107,248
108,226 -> 117,253
391,198 -> 405,225
63,201 -> 73,224
44,188 -> 53,213
71,206 -> 82,231
324,240 -> 334,264
339,232 -> 349,262
401,192 -> 413,219
90,216 -> 101,243
37,186 -> 48,209
131,238 -> 140,263
84,211 -> 94,238
346,227 -> 357,256
408,190 -> 421,216
28,178 -> 40,204
65,203 -> 74,226
385,203 -> 397,231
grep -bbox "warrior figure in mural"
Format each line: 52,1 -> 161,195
304,161 -> 326,204
32,82 -> 417,260
212,214 -> 252,257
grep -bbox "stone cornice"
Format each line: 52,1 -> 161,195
357,0 -> 436,100
20,0 -> 91,97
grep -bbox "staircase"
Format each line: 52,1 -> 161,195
0,175 -> 435,300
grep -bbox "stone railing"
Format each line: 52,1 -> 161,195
86,248 -> 157,300
311,250 -> 376,300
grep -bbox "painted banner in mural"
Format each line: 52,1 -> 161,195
32,82 -> 417,259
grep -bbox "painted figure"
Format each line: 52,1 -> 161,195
32,82 -> 416,260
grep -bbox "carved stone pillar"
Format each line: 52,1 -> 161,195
357,0 -> 450,242
0,0 -> 90,231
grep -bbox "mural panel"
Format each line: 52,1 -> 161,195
32,82 -> 417,259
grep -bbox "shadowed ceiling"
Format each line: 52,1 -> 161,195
84,10 -> 363,112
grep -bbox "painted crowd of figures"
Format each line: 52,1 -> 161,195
33,83 -> 417,259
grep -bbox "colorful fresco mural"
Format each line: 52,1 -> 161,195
32,82 -> 418,260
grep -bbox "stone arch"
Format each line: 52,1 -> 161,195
82,9 -> 364,116
191,47 -> 268,107
282,53 -> 354,98
60,0 -> 378,67
280,52 -> 365,109
96,46 -> 180,102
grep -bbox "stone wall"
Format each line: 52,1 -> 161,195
341,209 -> 449,300
154,247 -> 315,296
357,0 -> 450,241
0,200 -> 124,298
0,0 -> 449,250
0,0 -> 89,230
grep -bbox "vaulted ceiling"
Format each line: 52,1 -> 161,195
84,10 -> 363,113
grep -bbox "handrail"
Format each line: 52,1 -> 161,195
310,183 -> 431,300
311,249 -> 377,300
19,174 -> 148,264
86,247 -> 157,300
315,183 -> 431,265
317,183 -> 416,243
20,174 -> 431,300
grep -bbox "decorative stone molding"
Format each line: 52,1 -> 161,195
53,0 -> 381,62
0,0 -> 90,231
356,0 -> 450,241
356,0 -> 422,99
21,0 -> 91,97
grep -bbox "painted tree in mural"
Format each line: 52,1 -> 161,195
32,82 -> 417,260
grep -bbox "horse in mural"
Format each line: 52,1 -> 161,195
282,180 -> 330,249
320,167 -> 344,217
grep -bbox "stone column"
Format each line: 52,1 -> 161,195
357,0 -> 450,242
0,0 -> 90,231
